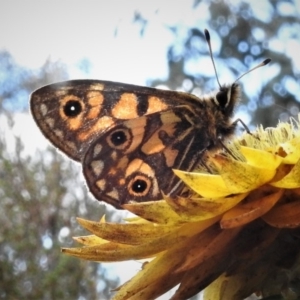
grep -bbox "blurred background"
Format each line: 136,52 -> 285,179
0,1 -> 299,299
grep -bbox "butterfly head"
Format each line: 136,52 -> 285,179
204,29 -> 270,119
213,82 -> 240,116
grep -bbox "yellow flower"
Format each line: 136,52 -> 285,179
62,115 -> 300,300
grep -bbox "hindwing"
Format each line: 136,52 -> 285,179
83,107 -> 208,207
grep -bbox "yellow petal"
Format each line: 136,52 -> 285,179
211,154 -> 276,194
278,136 -> 300,164
76,217 -> 179,245
173,170 -> 231,198
62,242 -> 137,262
112,250 -> 182,300
63,217 -> 218,262
123,200 -> 183,224
270,158 -> 300,188
73,235 -> 108,246
239,146 -> 282,169
165,193 -> 248,222
113,217 -> 218,300
203,273 -> 229,300
121,271 -> 183,300
62,239 -> 162,262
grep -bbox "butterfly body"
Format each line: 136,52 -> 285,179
30,79 -> 240,208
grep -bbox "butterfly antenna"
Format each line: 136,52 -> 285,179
204,29 -> 222,88
234,58 -> 271,83
205,29 -> 271,85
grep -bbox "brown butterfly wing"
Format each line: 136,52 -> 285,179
30,80 -> 197,161
83,107 -> 209,208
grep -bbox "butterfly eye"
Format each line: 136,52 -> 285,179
215,90 -> 228,108
128,175 -> 151,197
107,128 -> 131,150
63,100 -> 82,117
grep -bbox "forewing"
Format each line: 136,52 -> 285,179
30,80 -> 195,161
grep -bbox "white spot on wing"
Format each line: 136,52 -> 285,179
91,160 -> 104,176
54,129 -> 63,138
40,104 -> 48,116
90,83 -> 104,91
106,188 -> 119,200
93,143 -> 102,157
45,117 -> 54,128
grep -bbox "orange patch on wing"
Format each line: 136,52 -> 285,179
164,147 -> 179,167
87,91 -> 104,119
78,116 -> 115,141
123,117 -> 147,154
116,156 -> 129,170
112,93 -> 139,119
96,179 -> 106,191
125,159 -> 154,177
67,117 -> 83,131
141,133 -> 165,154
147,96 -> 168,114
141,124 -> 176,155
108,167 -> 117,175
160,111 -> 181,124
119,178 -> 125,185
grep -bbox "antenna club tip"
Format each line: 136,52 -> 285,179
204,29 -> 210,42
264,58 -> 271,65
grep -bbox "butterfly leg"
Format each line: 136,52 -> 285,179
232,118 -> 262,142
232,118 -> 251,134
217,137 -> 239,160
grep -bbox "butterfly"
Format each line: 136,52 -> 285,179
30,30 -> 270,209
